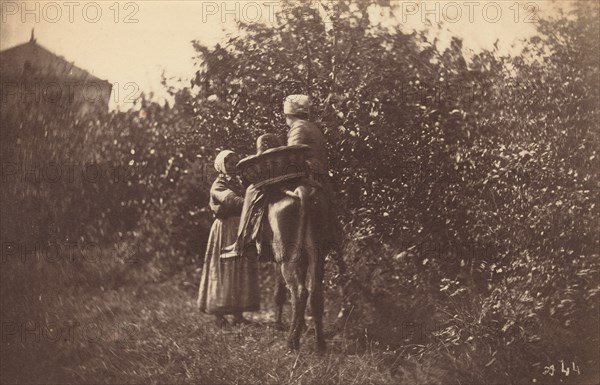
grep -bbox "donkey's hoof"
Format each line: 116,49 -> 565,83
315,343 -> 327,355
287,340 -> 300,352
268,321 -> 287,331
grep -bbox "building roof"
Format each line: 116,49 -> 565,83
0,38 -> 111,85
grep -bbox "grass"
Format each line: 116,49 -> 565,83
0,251 -> 400,385
1,248 -> 598,385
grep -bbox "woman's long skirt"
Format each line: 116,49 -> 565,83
197,216 -> 260,314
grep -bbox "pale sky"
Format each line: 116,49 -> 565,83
0,1 -> 567,110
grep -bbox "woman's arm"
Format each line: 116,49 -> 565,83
210,178 -> 244,218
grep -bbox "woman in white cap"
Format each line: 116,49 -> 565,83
197,150 -> 260,326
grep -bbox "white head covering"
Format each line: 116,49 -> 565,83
283,94 -> 310,116
214,150 -> 235,175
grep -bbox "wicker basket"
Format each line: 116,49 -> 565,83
237,144 -> 310,188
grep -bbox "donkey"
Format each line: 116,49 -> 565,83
265,183 -> 328,353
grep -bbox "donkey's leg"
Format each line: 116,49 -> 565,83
310,280 -> 325,353
307,229 -> 326,353
274,270 -> 287,324
281,260 -> 308,351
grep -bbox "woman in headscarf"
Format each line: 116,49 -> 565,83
197,150 -> 260,326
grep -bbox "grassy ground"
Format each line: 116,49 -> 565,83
0,253 -> 406,385
1,250 -> 597,384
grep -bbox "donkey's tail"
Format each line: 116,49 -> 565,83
287,186 -> 312,262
